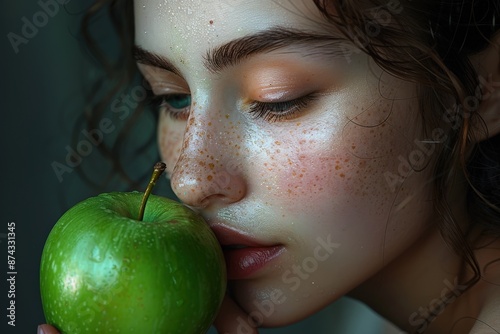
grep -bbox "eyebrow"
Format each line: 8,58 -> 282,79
133,45 -> 182,76
133,26 -> 348,75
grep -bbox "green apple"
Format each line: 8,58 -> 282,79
40,163 -> 226,334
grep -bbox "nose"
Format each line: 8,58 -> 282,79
169,112 -> 247,209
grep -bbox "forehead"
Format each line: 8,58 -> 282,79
134,0 -> 330,65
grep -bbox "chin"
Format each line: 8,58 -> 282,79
230,280 -> 338,328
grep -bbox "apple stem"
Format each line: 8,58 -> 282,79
138,162 -> 167,221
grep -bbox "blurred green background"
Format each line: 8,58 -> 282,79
1,1 -> 402,333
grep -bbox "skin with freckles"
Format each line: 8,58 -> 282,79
131,1 -> 500,333
36,1 -> 500,334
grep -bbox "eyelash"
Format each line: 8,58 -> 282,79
148,92 -> 318,122
248,93 -> 318,122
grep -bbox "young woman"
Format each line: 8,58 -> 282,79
39,0 -> 500,333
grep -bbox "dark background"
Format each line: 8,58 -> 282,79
0,1 -> 398,333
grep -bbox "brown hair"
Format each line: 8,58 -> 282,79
76,0 -> 150,190
311,0 -> 500,287
79,0 -> 500,310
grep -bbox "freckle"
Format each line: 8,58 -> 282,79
339,173 -> 346,178
225,114 -> 229,119
208,122 -> 212,126
299,174 -> 303,178
208,163 -> 215,170
209,20 -> 214,24
352,145 -> 356,150
198,161 -> 206,166
207,175 -> 213,181
335,165 -> 341,170
275,141 -> 281,145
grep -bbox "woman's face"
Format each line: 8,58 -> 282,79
135,0 -> 438,326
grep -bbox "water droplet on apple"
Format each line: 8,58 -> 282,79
90,246 -> 104,262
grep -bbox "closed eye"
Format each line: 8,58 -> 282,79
248,93 -> 318,122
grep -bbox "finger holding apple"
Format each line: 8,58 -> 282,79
40,162 -> 227,334
37,324 -> 60,334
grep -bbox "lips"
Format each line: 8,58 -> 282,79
209,224 -> 285,280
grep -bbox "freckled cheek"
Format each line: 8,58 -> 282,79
274,152 -> 366,201
268,129 -> 397,211
157,117 -> 185,176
